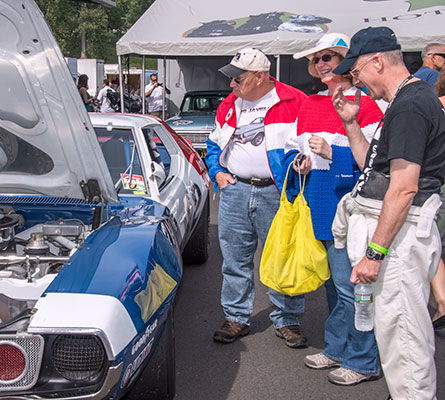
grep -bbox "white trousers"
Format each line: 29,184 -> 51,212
367,215 -> 440,399
333,194 -> 441,399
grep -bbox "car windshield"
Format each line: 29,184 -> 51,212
94,127 -> 148,196
180,94 -> 226,113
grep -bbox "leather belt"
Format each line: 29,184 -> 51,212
234,175 -> 274,187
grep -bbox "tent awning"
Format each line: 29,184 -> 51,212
116,0 -> 445,57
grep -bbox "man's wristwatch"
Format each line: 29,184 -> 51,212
366,246 -> 385,261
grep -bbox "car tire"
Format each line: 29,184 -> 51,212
252,132 -> 264,147
124,308 -> 175,400
182,195 -> 209,265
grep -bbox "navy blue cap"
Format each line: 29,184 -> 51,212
333,26 -> 401,75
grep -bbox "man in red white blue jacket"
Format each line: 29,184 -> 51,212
206,48 -> 308,347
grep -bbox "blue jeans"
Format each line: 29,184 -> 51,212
322,241 -> 380,375
218,181 -> 305,328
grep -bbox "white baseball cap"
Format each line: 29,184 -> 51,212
219,48 -> 271,78
292,33 -> 350,61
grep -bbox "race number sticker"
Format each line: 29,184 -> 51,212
121,174 -> 146,193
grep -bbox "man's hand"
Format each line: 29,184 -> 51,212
350,257 -> 382,284
309,135 -> 332,160
332,86 -> 361,125
215,171 -> 236,189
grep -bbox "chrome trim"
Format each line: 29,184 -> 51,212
26,328 -> 114,361
0,256 -> 70,265
0,362 -> 123,400
0,334 -> 44,391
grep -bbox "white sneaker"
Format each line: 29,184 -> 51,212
304,352 -> 341,369
328,367 -> 380,386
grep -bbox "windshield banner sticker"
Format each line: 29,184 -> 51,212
121,174 -> 146,193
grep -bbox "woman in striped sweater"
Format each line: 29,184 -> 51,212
285,33 -> 383,386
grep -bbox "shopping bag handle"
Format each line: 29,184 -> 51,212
282,159 -> 306,205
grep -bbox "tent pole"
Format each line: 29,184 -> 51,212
276,54 -> 281,81
141,56 -> 146,114
162,57 -> 166,120
118,55 -> 124,113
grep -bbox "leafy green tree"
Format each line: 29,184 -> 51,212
36,0 -> 155,66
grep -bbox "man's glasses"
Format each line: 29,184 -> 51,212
431,53 -> 445,59
312,53 -> 337,64
231,74 -> 251,84
349,55 -> 375,80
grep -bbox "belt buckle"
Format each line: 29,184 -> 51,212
250,177 -> 261,185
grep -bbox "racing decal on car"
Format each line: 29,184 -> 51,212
121,173 -> 146,193
131,319 -> 158,356
183,11 -> 331,37
120,337 -> 155,389
135,263 -> 178,323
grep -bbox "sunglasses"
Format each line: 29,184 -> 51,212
433,53 -> 445,58
312,53 -> 337,64
231,74 -> 252,84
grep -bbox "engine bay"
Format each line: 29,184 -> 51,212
0,206 -> 90,325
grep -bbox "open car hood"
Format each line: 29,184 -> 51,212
0,0 -> 118,203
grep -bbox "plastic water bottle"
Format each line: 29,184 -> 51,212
354,283 -> 374,331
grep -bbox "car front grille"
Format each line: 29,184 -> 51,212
179,133 -> 209,144
0,334 -> 44,391
52,335 -> 106,382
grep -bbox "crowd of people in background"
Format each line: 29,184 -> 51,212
206,27 -> 445,400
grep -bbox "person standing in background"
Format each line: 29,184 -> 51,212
144,73 -> 170,119
77,74 -> 95,112
413,43 -> 445,87
96,79 -> 115,113
431,67 -> 445,331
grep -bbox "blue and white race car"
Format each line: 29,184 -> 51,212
0,1 -> 209,399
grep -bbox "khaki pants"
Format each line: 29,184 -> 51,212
366,214 -> 439,400
333,193 -> 441,399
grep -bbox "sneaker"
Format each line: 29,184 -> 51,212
328,367 -> 381,386
304,352 -> 341,369
213,320 -> 250,343
274,325 -> 308,348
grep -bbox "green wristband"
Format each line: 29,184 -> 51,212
369,242 -> 388,255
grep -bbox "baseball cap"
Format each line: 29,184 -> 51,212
292,33 -> 350,61
333,26 -> 401,75
218,48 -> 271,78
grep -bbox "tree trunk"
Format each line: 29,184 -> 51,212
80,32 -> 86,58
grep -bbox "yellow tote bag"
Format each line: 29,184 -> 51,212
260,163 -> 330,296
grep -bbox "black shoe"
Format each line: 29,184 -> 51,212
275,325 -> 308,348
433,315 -> 445,330
213,320 -> 250,343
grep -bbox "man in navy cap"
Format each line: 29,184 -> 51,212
331,26 -> 445,399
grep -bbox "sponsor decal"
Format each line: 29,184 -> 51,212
121,173 -> 146,192
120,337 -> 155,388
131,319 -> 158,356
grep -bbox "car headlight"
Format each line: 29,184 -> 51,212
52,335 -> 106,382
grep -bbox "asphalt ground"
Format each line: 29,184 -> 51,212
175,188 -> 445,400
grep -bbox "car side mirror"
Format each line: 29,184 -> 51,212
150,161 -> 166,186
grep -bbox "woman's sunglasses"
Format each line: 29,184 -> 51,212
312,54 -> 337,65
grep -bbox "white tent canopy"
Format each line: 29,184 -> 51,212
117,0 -> 445,57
